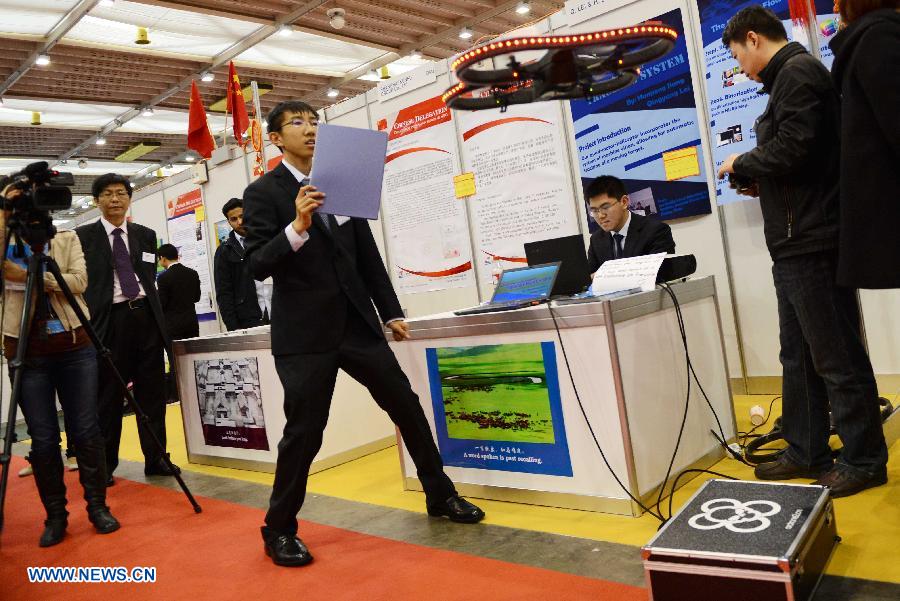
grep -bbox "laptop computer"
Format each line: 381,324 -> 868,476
454,262 -> 560,316
524,235 -> 591,297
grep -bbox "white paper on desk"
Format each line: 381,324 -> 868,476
309,123 -> 389,219
591,253 -> 667,295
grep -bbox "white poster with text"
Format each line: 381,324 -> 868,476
457,101 -> 580,290
378,96 -> 475,294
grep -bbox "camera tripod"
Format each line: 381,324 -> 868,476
0,228 -> 202,532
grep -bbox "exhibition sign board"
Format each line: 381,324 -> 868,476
458,101 -> 580,290
165,188 -> 216,321
814,0 -> 838,69
570,8 -> 713,227
425,342 -> 573,477
378,96 -> 475,294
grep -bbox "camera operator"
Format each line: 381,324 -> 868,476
0,176 -> 119,547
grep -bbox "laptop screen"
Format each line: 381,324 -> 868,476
491,263 -> 560,303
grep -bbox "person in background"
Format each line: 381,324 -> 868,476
76,174 -> 180,485
830,0 -> 900,288
584,175 -> 675,273
1,179 -> 119,547
157,243 -> 201,340
213,198 -> 270,330
717,6 -> 887,497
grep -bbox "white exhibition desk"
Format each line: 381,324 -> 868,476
389,276 -> 736,517
172,326 -> 396,474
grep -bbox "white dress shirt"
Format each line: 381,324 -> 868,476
236,234 -> 273,317
280,158 -> 350,252
100,216 -> 147,303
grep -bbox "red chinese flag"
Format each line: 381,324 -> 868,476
227,61 -> 250,146
187,80 -> 215,159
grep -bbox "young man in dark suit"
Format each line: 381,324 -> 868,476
242,100 -> 484,568
76,174 -> 180,485
213,198 -> 267,330
585,175 -> 675,273
157,243 -> 201,340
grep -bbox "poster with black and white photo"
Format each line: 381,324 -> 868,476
194,358 -> 269,450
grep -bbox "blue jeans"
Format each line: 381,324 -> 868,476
773,251 -> 888,476
15,345 -> 102,458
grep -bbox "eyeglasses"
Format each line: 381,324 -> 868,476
98,190 -> 130,199
588,201 -> 621,216
278,118 -> 319,130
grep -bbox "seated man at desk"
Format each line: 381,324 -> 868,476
585,175 -> 675,272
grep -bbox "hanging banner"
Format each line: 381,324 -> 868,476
458,101 -> 579,289
697,0 -> 799,205
165,188 -> 216,321
425,342 -> 573,477
378,96 -> 475,294
570,8 -> 712,230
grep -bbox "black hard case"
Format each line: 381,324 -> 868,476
642,480 -> 839,601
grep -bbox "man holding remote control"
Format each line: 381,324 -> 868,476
716,6 -> 887,498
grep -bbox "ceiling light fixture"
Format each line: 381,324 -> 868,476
327,8 -> 346,30
409,49 -> 422,60
326,87 -> 339,98
35,54 -> 51,66
277,23 -> 293,37
95,137 -> 106,145
516,1 -> 531,15
201,72 -> 215,82
185,155 -> 196,162
459,27 -> 473,40
78,159 -> 88,169
135,26 -> 150,45
141,106 -> 154,116
98,0 -> 116,7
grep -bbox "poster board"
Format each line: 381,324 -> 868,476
165,187 -> 216,322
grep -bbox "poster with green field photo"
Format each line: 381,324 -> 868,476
425,341 -> 572,476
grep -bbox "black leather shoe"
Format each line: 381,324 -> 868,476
754,454 -> 832,481
39,517 -> 68,547
144,455 -> 181,476
813,466 -> 887,498
427,495 -> 485,524
88,506 -> 121,534
261,527 -> 313,567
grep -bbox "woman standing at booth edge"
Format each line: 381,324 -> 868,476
830,0 -> 900,288
0,179 -> 120,547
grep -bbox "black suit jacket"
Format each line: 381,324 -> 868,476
587,212 -> 676,272
213,231 -> 264,330
242,162 -> 402,355
157,262 -> 201,340
75,220 -> 170,351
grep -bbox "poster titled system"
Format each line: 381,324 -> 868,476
378,96 -> 474,294
570,8 -> 712,226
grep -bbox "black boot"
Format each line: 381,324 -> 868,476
30,451 -> 69,547
76,437 -> 121,534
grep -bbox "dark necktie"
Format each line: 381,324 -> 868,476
112,228 -> 140,299
613,233 -> 624,259
300,176 -> 330,232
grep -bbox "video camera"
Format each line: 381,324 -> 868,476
3,161 -> 74,212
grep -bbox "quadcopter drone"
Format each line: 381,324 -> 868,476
442,22 -> 678,111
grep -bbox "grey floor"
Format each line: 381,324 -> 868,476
8,438 -> 899,600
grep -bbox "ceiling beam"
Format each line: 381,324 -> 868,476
308,0 -> 537,102
0,0 -> 99,96
57,0 -> 332,162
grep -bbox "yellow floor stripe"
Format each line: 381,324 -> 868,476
106,394 -> 900,584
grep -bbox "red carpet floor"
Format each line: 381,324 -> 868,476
0,457 -> 648,600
